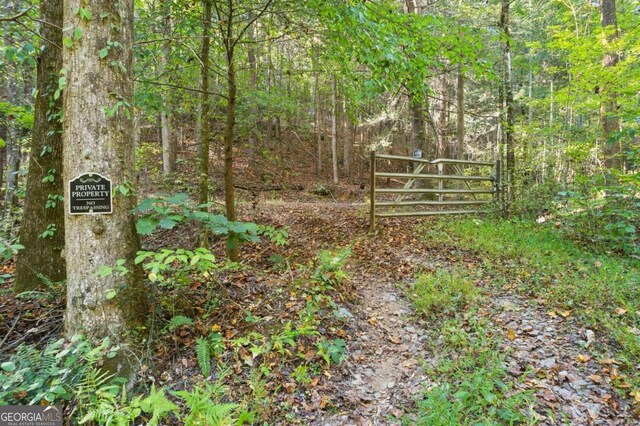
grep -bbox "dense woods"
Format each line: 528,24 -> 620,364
1,0 -> 639,424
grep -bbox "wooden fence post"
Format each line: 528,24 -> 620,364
370,150 -> 376,233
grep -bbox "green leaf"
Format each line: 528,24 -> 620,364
96,266 -> 113,277
158,216 -> 177,230
105,289 -> 117,300
99,48 -> 108,59
167,193 -> 189,204
1,361 -> 16,372
78,8 -> 92,20
136,217 -> 157,235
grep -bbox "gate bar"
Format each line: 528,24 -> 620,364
377,200 -> 490,207
375,172 -> 493,181
375,188 -> 494,194
375,210 -> 484,217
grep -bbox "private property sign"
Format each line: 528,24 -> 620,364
68,173 -> 112,215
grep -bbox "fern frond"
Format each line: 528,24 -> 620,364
166,315 -> 194,331
206,403 -> 238,426
140,384 -> 179,426
195,338 -> 211,377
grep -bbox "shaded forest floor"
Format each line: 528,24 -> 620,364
229,199 -> 639,425
2,176 -> 640,424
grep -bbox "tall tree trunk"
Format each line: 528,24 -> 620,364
455,67 -> 465,159
223,6 -> 238,262
0,127 -> 5,197
3,124 -> 19,218
500,0 -> 515,210
600,0 -> 621,169
14,0 -> 65,292
404,0 -> 431,160
63,0 -> 147,374
247,21 -> 257,169
159,1 -> 175,176
331,76 -> 339,184
408,96 -> 427,154
314,68 -> 322,176
342,96 -> 351,177
437,74 -> 448,158
198,0 -> 212,247
160,111 -> 173,174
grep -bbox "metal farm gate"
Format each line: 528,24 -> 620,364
369,151 -> 500,232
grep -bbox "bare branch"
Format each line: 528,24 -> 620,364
0,6 -> 35,23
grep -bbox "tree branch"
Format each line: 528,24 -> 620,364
134,78 -> 227,99
0,6 -> 35,23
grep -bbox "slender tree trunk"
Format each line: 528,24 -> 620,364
4,125 -> 19,217
600,0 -> 621,169
198,0 -> 212,247
437,74 -> 448,158
500,0 -> 515,210
404,0 -> 431,160
15,0 -> 65,292
63,0 -> 147,374
408,96 -> 427,154
0,127 -> 5,196
160,111 -> 173,174
342,96 -> 351,177
223,5 -> 239,262
331,76 -> 339,184
247,22 -> 257,169
314,69 -> 322,177
159,1 -> 175,176
456,67 -> 465,159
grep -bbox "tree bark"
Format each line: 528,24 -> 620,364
62,0 -> 147,374
342,96 -> 351,177
331,76 -> 339,184
198,0 -> 212,248
14,0 -> 65,292
224,47 -> 238,261
500,0 -> 515,210
159,1 -> 175,176
437,74 -> 448,158
221,0 -> 239,262
314,68 -> 322,177
247,22 -> 258,169
455,67 -> 465,159
160,112 -> 173,174
404,0 -> 431,160
600,0 -> 621,169
3,124 -> 19,217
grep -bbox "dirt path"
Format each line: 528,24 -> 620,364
314,274 -> 430,425
490,293 -> 635,424
252,201 -> 432,424
252,200 -> 637,424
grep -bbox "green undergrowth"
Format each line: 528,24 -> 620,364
406,269 -> 536,425
422,218 -> 640,390
1,248 -> 352,424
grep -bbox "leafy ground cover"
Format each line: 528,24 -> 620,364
409,217 -> 640,424
2,197 -> 639,424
